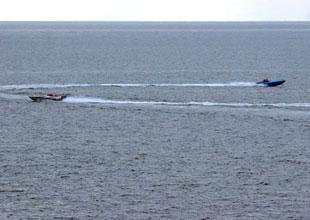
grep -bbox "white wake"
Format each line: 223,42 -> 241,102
63,97 -> 310,108
0,82 -> 258,90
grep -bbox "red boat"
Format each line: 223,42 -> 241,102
29,93 -> 67,102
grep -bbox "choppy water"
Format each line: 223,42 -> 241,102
0,22 -> 310,219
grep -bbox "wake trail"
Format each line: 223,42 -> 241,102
0,93 -> 29,100
63,97 -> 310,108
0,93 -> 308,109
0,83 -> 93,90
0,82 -> 258,90
99,82 -> 257,87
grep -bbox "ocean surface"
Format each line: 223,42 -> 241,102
0,22 -> 309,219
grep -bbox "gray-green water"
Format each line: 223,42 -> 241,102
0,22 -> 309,219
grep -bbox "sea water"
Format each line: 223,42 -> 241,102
0,22 -> 309,219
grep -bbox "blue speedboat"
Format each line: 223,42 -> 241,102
257,79 -> 286,87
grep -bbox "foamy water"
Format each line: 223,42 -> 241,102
0,92 -> 308,109
63,96 -> 310,108
0,82 -> 259,91
99,82 -> 257,87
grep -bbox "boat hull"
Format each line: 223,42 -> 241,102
29,95 -> 67,102
257,80 -> 285,87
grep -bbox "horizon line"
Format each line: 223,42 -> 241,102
1,20 -> 310,23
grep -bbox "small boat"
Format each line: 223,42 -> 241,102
29,94 -> 67,102
256,79 -> 286,87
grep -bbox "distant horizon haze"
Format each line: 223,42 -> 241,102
0,0 -> 309,21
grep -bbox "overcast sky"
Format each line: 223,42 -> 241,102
1,0 -> 309,21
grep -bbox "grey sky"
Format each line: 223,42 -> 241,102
0,0 -> 309,21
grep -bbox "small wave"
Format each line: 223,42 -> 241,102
0,93 -> 28,100
64,97 -> 310,108
0,82 -> 257,90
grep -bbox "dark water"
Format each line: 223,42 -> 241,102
0,22 -> 310,219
